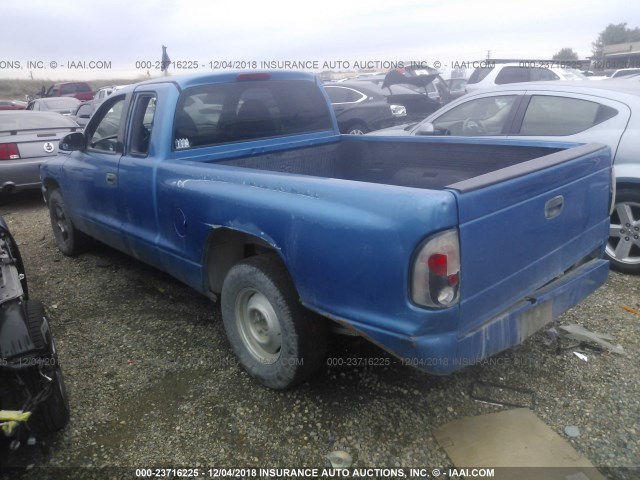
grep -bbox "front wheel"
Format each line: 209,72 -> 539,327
48,189 -> 85,256
606,188 -> 640,274
221,255 -> 327,389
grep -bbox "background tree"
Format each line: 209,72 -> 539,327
592,23 -> 640,60
552,48 -> 579,61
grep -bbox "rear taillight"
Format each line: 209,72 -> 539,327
411,229 -> 460,308
0,143 -> 20,160
390,104 -> 407,117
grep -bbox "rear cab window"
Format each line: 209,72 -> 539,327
173,80 -> 333,149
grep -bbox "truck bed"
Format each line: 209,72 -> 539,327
217,137 -> 564,190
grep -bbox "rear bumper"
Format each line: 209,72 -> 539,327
360,258 -> 609,374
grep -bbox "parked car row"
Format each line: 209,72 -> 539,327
466,63 -> 588,92
31,82 -> 94,101
323,67 -> 448,134
30,81 -> 129,104
324,81 -> 441,134
323,62 -> 597,134
4,69 -> 640,280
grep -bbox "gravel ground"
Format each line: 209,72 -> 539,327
0,191 -> 639,479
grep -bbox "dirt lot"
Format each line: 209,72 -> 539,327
1,191 -> 639,479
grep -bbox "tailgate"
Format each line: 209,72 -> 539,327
447,143 -> 612,336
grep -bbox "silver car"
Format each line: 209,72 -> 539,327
26,97 -> 81,115
370,80 -> 640,274
0,111 -> 80,193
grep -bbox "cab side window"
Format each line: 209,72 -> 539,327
87,96 -> 125,153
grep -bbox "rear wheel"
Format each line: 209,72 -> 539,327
221,255 -> 327,389
48,189 -> 85,256
606,188 -> 640,274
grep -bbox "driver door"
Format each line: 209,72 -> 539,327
62,94 -> 129,251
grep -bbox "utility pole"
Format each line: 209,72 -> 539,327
487,50 -> 491,60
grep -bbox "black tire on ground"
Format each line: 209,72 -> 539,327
606,188 -> 640,274
22,300 -> 70,435
346,122 -> 369,135
221,254 -> 327,390
25,300 -> 48,350
47,189 -> 86,256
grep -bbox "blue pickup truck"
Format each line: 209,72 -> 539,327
40,71 -> 612,389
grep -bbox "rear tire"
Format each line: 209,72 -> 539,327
346,122 -> 369,135
606,188 -> 640,274
221,254 -> 327,389
48,189 -> 85,256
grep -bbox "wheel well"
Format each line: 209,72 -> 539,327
204,228 -> 277,295
42,178 -> 60,202
345,120 -> 367,132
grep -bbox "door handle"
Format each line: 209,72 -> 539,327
105,173 -> 117,186
545,195 -> 564,219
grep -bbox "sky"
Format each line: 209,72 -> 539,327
1,0 -> 638,81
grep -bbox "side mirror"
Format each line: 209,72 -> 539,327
59,132 -> 85,151
415,122 -> 435,135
